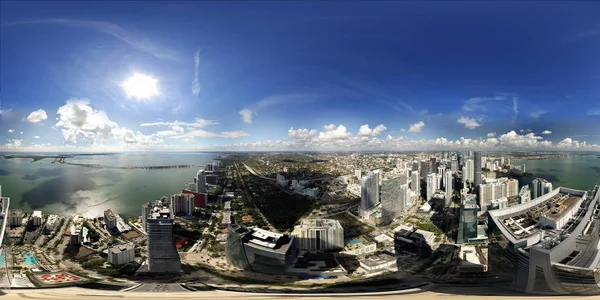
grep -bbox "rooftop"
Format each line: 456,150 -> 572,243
360,252 -> 396,268
109,243 -> 134,254
32,211 -> 42,218
459,245 -> 487,267
239,226 -> 294,253
298,218 -> 342,229
104,209 -> 116,221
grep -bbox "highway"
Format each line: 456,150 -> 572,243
0,283 -> 588,300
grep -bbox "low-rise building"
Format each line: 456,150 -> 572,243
108,243 -> 136,266
457,245 -> 488,274
359,252 -> 398,272
340,236 -> 377,256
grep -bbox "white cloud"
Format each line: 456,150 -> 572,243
407,121 -> 424,133
530,110 -> 547,119
4,139 -> 22,148
456,117 -> 481,129
34,136 -> 40,139
462,96 -> 505,112
220,131 -> 250,138
319,124 -> 351,140
519,129 -> 525,133
512,96 -> 519,124
114,128 -> 164,145
20,132 -> 23,135
192,50 -> 201,96
357,124 -> 387,137
239,109 -> 253,124
26,109 -> 48,123
7,129 -> 14,133
400,128 -> 406,132
541,130 -> 552,135
171,129 -> 250,139
55,98 -> 118,144
140,118 -> 218,128
487,132 -> 496,137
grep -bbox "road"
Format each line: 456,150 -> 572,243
0,283 -> 585,300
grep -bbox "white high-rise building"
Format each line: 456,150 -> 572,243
519,185 -> 531,204
464,159 -> 474,183
451,159 -> 458,173
276,174 -> 287,186
444,171 -> 453,206
532,178 -> 553,199
355,169 -> 362,180
196,169 -> 206,193
411,171 -> 420,194
438,165 -> 446,176
359,171 -> 379,219
170,193 -> 195,216
505,178 -> 519,198
426,173 -> 441,201
293,219 -> 344,252
145,199 -> 181,274
8,209 -> 22,227
32,211 -> 42,226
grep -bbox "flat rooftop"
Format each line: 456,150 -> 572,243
104,209 -> 116,221
109,243 -> 134,254
360,252 -> 396,268
242,227 -> 294,253
459,245 -> 487,267
299,218 -> 342,229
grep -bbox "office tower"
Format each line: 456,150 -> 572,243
226,224 -> 294,275
359,171 -> 379,219
532,178 -> 553,199
457,195 -> 478,244
451,159 -> 458,173
381,176 -> 403,224
411,171 -> 420,194
196,169 -> 206,193
458,153 -> 464,169
438,165 -> 446,177
146,200 -> 181,273
445,171 -> 453,206
426,173 -> 441,201
412,161 -> 419,172
430,157 -> 437,175
170,193 -> 194,216
519,185 -> 531,204
464,159 -> 474,183
293,219 -> 344,252
474,151 -> 482,187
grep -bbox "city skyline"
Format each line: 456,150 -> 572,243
3,2 -> 600,152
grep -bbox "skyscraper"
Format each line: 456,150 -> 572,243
445,171 -> 453,206
145,198 -> 181,274
420,160 -> 429,178
426,173 -> 441,201
532,178 -> 553,199
381,176 -> 403,224
411,170 -> 420,194
430,157 -> 437,175
451,159 -> 458,173
464,159 -> 474,183
196,169 -> 206,193
170,193 -> 194,216
359,171 -> 379,219
474,151 -> 482,187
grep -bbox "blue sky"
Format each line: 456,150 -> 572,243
2,1 -> 600,151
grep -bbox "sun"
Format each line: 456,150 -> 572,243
121,73 -> 159,100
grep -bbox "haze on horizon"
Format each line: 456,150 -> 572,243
2,2 -> 600,152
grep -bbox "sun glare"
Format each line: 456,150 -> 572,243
121,73 -> 159,100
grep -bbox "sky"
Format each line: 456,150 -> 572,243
2,1 -> 600,152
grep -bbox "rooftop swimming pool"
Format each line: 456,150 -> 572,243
23,253 -> 39,266
348,239 -> 362,245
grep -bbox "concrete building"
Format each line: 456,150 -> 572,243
487,186 -> 600,295
45,215 -> 59,231
457,245 -> 488,274
355,169 -> 362,180
532,178 -> 553,199
464,159 -> 474,183
359,252 -> 397,272
519,185 -> 531,204
170,193 -> 194,216
411,171 -> 420,195
0,195 -> 9,248
395,225 -> 436,255
292,219 -> 344,252
444,171 -> 453,206
104,209 -> 117,230
479,180 -> 510,210
359,171 -> 379,219
144,198 -> 181,274
70,214 -> 85,245
426,173 -> 441,201
108,243 -> 135,266
490,197 -> 509,210
506,178 -> 519,198
276,174 -> 287,186
474,151 -> 482,187
451,159 -> 459,173
196,169 -> 206,194
457,195 -> 479,244
31,211 -> 42,226
8,209 -> 22,227
226,224 -> 295,275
